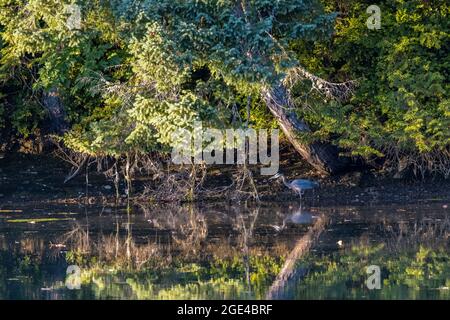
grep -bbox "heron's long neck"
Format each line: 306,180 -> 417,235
281,176 -> 290,188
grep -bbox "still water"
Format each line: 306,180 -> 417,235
0,201 -> 448,300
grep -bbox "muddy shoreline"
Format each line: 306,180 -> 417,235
0,152 -> 449,208
0,154 -> 448,301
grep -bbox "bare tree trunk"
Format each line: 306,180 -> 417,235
262,84 -> 351,175
42,88 -> 68,135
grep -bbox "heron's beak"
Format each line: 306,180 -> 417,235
269,173 -> 280,181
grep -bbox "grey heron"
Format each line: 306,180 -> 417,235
270,173 -> 319,201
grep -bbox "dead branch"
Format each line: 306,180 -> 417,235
284,66 -> 358,102
63,155 -> 90,184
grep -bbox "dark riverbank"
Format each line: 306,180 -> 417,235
0,153 -> 448,301
0,152 -> 449,208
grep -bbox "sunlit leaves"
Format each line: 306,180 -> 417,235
292,0 -> 449,164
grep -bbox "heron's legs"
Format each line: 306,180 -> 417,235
297,190 -> 304,203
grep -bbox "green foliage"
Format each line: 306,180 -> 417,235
64,0 -> 336,156
74,251 -> 284,300
1,0 -> 336,155
10,97 -> 44,137
0,0 -> 448,176
292,0 -> 449,164
298,244 -> 450,299
0,0 -> 127,139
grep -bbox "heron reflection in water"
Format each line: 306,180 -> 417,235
271,204 -> 318,233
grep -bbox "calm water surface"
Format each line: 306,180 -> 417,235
0,201 -> 448,300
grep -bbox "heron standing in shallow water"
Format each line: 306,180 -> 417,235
270,173 -> 319,201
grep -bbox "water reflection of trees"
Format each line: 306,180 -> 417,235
54,203 -> 297,299
382,216 -> 449,252
291,215 -> 450,300
84,203 -> 285,256
0,203 -> 448,300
